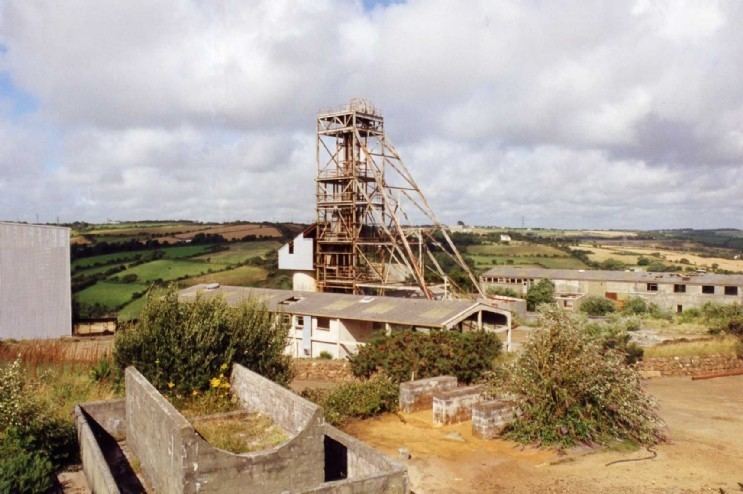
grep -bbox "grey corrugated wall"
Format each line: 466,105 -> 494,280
0,222 -> 71,339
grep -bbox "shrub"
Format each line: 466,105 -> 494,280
5,415 -> 78,469
301,375 -> 398,426
349,330 -> 501,384
503,306 -> 662,447
526,279 -> 555,311
0,357 -> 37,430
486,286 -> 520,298
318,351 -> 333,360
622,297 -> 649,315
579,296 -> 616,316
584,318 -> 644,365
114,287 -> 294,392
0,437 -> 55,494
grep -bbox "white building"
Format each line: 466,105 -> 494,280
0,222 -> 71,339
180,284 -> 513,358
278,225 -> 317,291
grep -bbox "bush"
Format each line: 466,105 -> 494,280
0,437 -> 55,494
579,296 -> 616,316
502,306 -> 662,447
318,351 -> 333,360
114,287 -> 294,392
526,279 -> 555,311
622,297 -> 649,315
301,375 -> 398,426
486,286 -> 520,298
349,330 -> 501,384
5,415 -> 78,469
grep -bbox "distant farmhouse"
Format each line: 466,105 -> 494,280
0,222 -> 71,339
481,267 -> 743,313
180,284 -> 512,358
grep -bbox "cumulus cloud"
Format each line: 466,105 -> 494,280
0,0 -> 741,228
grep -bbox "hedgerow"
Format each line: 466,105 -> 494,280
349,330 -> 501,384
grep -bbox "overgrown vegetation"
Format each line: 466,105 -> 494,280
301,375 -> 399,426
0,358 -> 81,493
526,279 -> 555,311
492,307 -> 663,447
579,296 -> 616,316
349,330 -> 501,384
114,287 -> 294,392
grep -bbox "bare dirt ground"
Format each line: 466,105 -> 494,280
344,375 -> 743,494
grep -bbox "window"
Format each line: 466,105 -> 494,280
316,317 -> 330,330
646,283 -> 658,292
673,284 -> 686,293
288,240 -> 294,254
295,316 -> 304,328
725,286 -> 739,296
677,305 -> 683,314
702,285 -> 715,294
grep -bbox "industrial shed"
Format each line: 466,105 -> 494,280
180,284 -> 512,358
481,266 -> 743,313
0,222 -> 71,339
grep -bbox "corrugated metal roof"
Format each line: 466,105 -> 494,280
480,267 -> 743,286
179,285 -> 508,328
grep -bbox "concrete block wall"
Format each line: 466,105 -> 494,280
310,425 -> 408,494
75,405 -> 122,494
126,367 -> 197,494
399,376 -> 457,413
126,365 -> 327,494
432,385 -> 484,425
471,399 -> 516,439
77,367 -> 408,493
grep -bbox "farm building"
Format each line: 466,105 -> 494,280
0,222 -> 71,339
179,284 -> 512,358
481,266 -> 743,313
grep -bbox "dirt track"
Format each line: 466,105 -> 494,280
344,376 -> 743,493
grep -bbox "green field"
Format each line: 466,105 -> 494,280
72,251 -> 147,270
73,244 -> 215,271
74,282 -> 148,311
181,265 -> 269,287
467,241 -> 566,257
111,259 -> 229,283
193,241 -> 280,264
73,263 -> 129,279
466,240 -> 589,270
470,254 -> 588,270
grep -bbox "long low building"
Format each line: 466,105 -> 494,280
480,267 -> 743,313
180,284 -> 512,358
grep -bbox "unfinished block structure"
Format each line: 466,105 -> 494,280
471,399 -> 517,439
398,376 -> 457,413
432,385 -> 484,426
76,365 -> 408,493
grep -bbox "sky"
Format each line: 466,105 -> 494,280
0,0 -> 742,229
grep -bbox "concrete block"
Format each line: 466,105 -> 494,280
471,399 -> 516,439
432,385 -> 483,425
399,376 -> 457,413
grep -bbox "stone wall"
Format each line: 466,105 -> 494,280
432,385 -> 484,425
638,355 -> 743,377
399,376 -> 458,413
293,358 -> 354,383
471,399 -> 516,439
